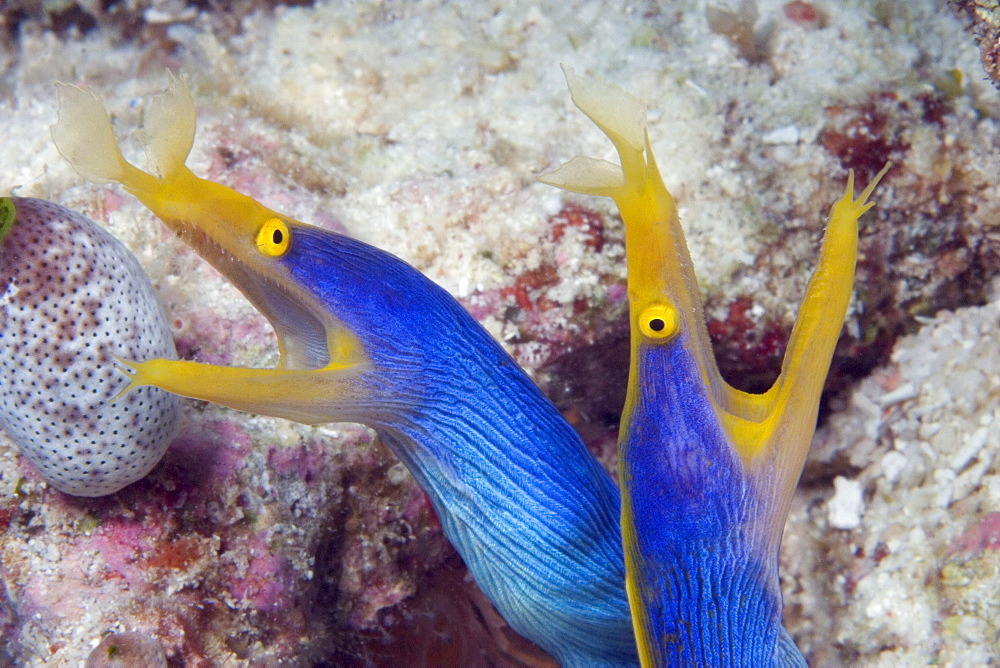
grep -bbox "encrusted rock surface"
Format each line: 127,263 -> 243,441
1,0 -> 999,664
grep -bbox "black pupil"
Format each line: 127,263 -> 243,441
272,229 -> 284,245
648,318 -> 665,332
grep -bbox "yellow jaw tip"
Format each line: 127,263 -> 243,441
834,162 -> 892,220
111,354 -> 141,398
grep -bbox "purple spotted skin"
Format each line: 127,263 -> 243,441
0,197 -> 179,496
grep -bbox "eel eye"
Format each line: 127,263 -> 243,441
638,304 -> 679,341
256,218 -> 290,257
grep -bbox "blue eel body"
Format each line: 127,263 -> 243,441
50,69 -> 886,665
281,227 -> 637,664
622,338 -> 781,665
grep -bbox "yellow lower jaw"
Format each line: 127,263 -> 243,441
114,355 -> 368,426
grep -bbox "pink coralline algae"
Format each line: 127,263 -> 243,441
782,1 -> 823,29
949,512 -> 1000,555
225,535 -> 295,613
0,396 -> 502,664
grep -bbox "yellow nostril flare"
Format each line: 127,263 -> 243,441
638,305 -> 679,341
256,218 -> 290,257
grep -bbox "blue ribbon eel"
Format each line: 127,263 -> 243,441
540,67 -> 888,667
50,77 -> 637,666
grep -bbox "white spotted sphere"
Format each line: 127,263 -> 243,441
0,197 -> 179,496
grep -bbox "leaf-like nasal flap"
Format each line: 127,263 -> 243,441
538,156 -> 625,196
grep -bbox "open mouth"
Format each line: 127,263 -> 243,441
173,223 -> 334,372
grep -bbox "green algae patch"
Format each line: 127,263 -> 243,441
78,512 -> 101,534
0,198 -> 15,244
